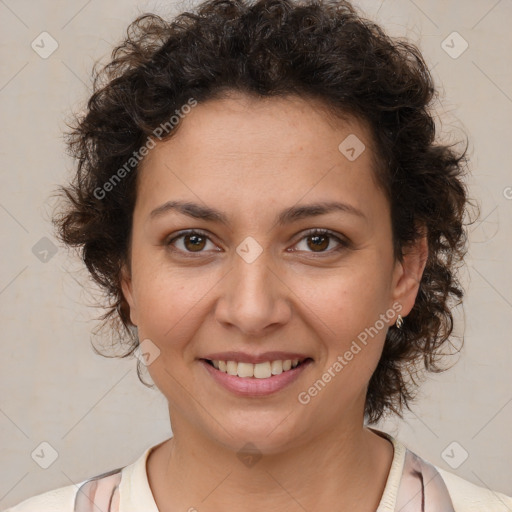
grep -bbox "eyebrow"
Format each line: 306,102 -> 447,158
149,200 -> 366,226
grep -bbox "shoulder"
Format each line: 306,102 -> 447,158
3,441 -> 163,512
375,428 -> 512,512
434,465 -> 512,512
2,467 -> 123,512
2,483 -> 77,512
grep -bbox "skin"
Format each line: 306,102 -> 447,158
121,91 -> 428,512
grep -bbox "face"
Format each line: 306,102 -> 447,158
121,92 -> 426,453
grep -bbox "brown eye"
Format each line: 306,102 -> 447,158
166,230 -> 215,255
306,233 -> 330,252
183,233 -> 206,252
293,229 -> 348,255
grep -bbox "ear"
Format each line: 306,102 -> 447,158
390,230 -> 429,317
120,263 -> 138,327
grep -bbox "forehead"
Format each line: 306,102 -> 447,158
135,93 -> 386,223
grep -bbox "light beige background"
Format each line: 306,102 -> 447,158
1,0 -> 511,509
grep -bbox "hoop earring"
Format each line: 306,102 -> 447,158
396,314 -> 404,329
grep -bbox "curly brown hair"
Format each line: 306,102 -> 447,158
52,0 -> 474,424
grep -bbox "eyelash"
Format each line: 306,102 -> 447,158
165,228 -> 349,257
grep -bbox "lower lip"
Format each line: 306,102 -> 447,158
199,359 -> 313,397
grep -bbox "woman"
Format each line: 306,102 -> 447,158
5,0 -> 511,510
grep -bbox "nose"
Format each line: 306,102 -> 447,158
214,245 -> 292,337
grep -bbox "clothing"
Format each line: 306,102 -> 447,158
4,428 -> 511,512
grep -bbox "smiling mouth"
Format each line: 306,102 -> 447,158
201,357 -> 313,379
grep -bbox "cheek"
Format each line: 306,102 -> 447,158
294,264 -> 391,330
132,269 -> 212,394
292,266 -> 391,380
131,260 -> 222,351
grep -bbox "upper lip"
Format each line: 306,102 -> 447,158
200,352 -> 313,364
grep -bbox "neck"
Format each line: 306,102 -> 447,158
147,416 -> 394,512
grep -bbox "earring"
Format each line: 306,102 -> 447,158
396,314 -> 404,329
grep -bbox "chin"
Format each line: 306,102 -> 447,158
210,416 -> 304,456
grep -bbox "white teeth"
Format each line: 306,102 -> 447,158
271,360 -> 283,375
208,358 -> 305,378
227,361 -> 238,376
253,362 -> 272,379
236,362 -> 254,378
